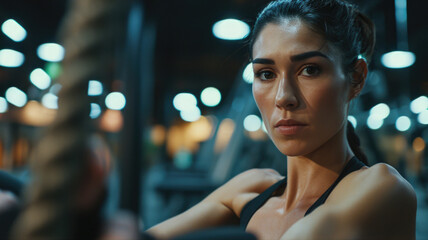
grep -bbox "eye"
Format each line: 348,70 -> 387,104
300,65 -> 321,77
255,70 -> 276,81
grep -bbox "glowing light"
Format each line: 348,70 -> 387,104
214,118 -> 235,153
417,110 -> 428,125
105,92 -> 126,110
212,19 -> 250,40
1,19 -> 27,42
30,68 -> 51,90
243,63 -> 254,84
381,51 -> 415,69
90,103 -> 101,119
0,49 -> 24,67
0,97 -> 8,113
19,101 -> 56,126
367,115 -> 383,130
180,106 -> 201,122
413,137 -> 425,152
5,87 -> 27,107
45,62 -> 62,79
410,96 -> 428,114
244,115 -> 262,132
348,115 -> 357,128
395,116 -> 411,132
173,93 -> 197,111
151,125 -> 166,146
37,43 -> 65,62
187,116 -> 213,142
369,103 -> 390,120
88,80 -> 103,96
100,109 -> 123,132
41,93 -> 58,109
201,87 -> 221,107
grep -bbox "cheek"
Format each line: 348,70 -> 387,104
253,82 -> 274,119
306,80 -> 349,124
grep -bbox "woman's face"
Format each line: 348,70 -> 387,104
252,19 -> 352,156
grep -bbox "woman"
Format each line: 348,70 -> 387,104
147,0 -> 417,239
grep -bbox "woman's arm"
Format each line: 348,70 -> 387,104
281,163 -> 416,240
147,168 -> 283,239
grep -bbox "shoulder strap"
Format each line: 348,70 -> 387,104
304,156 -> 365,216
239,177 -> 287,230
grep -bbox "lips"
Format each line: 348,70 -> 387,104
274,119 -> 307,135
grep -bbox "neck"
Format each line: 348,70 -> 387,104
282,124 -> 354,210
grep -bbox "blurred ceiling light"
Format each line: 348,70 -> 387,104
90,103 -> 102,119
243,63 -> 254,84
381,51 -> 415,69
201,87 -> 221,107
369,103 -> 390,120
1,19 -> 27,42
395,116 -> 411,132
348,115 -> 357,128
41,93 -> 58,109
88,80 -> 103,96
105,92 -> 126,110
243,114 -> 262,132
417,110 -> 428,125
212,18 -> 250,40
0,49 -> 24,67
0,97 -> 8,113
410,96 -> 428,114
180,106 -> 201,122
37,43 -> 65,62
5,87 -> 27,107
367,115 -> 383,130
173,93 -> 197,111
30,68 -> 51,90
381,0 -> 415,69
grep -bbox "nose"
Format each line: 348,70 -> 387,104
275,77 -> 299,110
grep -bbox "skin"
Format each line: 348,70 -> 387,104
146,18 -> 416,240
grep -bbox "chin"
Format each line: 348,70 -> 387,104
272,139 -> 312,157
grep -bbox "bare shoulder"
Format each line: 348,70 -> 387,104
326,163 -> 417,239
228,168 -> 283,193
331,163 -> 415,201
209,168 -> 283,217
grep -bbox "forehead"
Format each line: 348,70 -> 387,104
252,19 -> 339,60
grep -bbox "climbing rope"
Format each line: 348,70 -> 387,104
11,0 -> 129,239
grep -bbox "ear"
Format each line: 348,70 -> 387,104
348,58 -> 368,101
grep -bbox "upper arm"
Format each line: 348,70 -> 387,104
282,164 -> 417,240
147,168 -> 283,239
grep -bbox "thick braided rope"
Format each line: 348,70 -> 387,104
11,0 -> 128,239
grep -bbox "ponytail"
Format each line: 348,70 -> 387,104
354,11 -> 376,63
346,121 -> 369,165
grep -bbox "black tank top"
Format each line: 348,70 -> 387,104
240,156 -> 365,229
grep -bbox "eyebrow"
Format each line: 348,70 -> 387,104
252,58 -> 275,65
252,51 -> 331,65
290,51 -> 331,62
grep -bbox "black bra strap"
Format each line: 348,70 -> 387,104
304,156 -> 365,215
239,177 -> 287,229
